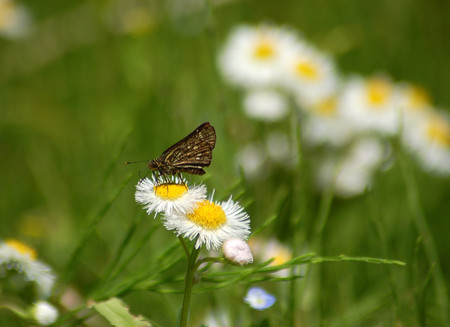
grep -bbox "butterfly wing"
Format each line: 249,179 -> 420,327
159,122 -> 216,175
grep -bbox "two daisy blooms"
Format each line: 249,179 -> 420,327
135,176 -> 251,250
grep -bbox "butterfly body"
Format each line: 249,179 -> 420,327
147,122 -> 216,176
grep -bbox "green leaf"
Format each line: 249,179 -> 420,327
90,298 -> 152,327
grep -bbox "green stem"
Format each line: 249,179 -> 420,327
179,245 -> 201,327
397,148 -> 449,325
178,236 -> 190,259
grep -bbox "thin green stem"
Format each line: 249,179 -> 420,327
397,148 -> 449,325
178,236 -> 190,259
179,245 -> 201,327
195,256 -> 224,270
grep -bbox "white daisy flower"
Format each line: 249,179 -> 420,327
218,24 -> 298,88
163,195 -> 251,250
0,0 -> 31,39
0,239 -> 55,298
135,176 -> 207,215
281,40 -> 339,104
316,138 -> 386,198
243,89 -> 289,122
32,301 -> 58,326
301,95 -> 356,147
402,109 -> 450,175
339,75 -> 401,135
244,287 -> 276,310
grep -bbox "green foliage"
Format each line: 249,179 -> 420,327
0,0 -> 449,326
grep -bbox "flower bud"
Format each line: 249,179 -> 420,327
32,301 -> 58,325
222,238 -> 253,266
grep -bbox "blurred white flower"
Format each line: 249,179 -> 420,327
265,132 -> 298,169
397,83 -> 432,114
105,0 -> 155,36
203,309 -> 231,327
316,138 -> 386,198
402,109 -> 450,175
135,176 -> 207,216
243,89 -> 288,122
0,239 -> 55,298
301,95 -> 356,147
249,237 -> 292,277
222,238 -> 253,266
32,301 -> 58,326
235,142 -> 268,179
244,287 -> 276,310
218,24 -> 298,88
398,83 -> 433,129
163,195 -> 251,250
0,0 -> 31,39
281,40 -> 338,104
340,75 -> 401,135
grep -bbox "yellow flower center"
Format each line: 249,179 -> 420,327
154,183 -> 188,200
366,78 -> 392,107
426,118 -> 450,147
5,239 -> 37,260
270,248 -> 292,266
408,86 -> 430,110
295,61 -> 319,80
187,200 -> 226,230
315,97 -> 337,116
253,40 -> 275,60
0,1 -> 15,29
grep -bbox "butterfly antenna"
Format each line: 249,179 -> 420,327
124,160 -> 148,165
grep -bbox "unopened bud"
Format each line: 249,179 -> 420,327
32,301 -> 58,325
222,238 -> 253,266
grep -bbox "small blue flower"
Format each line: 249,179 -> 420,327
244,287 -> 276,310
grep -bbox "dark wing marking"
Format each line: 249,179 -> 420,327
160,122 -> 215,156
160,122 -> 216,168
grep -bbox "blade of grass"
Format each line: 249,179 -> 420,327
59,173 -> 133,290
397,147 -> 449,325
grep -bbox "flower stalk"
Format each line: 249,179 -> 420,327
179,244 -> 201,327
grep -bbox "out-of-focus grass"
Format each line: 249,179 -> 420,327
1,0 -> 449,326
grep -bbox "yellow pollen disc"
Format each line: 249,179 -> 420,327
0,2 -> 15,29
187,200 -> 226,230
271,248 -> 292,266
154,183 -> 188,200
409,86 -> 430,110
253,40 -> 275,60
295,61 -> 319,80
315,97 -> 337,116
367,79 -> 392,107
5,239 -> 37,260
426,119 -> 450,147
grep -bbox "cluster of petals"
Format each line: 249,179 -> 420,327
0,239 -> 55,298
135,176 -> 251,250
218,23 -> 450,196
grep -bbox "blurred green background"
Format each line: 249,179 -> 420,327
1,0 -> 450,326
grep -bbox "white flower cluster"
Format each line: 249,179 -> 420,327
0,240 -> 58,325
218,24 -> 450,196
135,176 -> 252,251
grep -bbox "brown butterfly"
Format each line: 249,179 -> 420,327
126,122 -> 216,176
